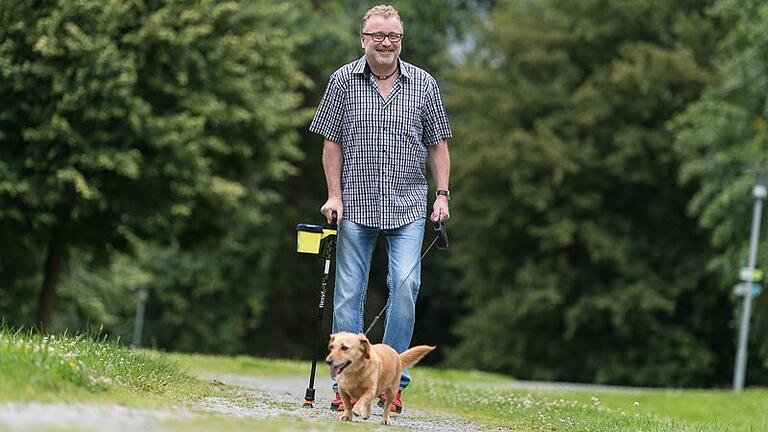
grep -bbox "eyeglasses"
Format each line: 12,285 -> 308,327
362,32 -> 403,43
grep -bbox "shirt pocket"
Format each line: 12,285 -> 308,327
397,109 -> 428,171
394,106 -> 423,145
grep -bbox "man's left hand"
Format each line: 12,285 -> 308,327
431,197 -> 450,222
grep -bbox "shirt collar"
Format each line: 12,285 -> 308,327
353,55 -> 411,81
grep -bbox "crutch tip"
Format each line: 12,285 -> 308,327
302,400 -> 314,408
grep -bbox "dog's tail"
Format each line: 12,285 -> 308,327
399,345 -> 436,370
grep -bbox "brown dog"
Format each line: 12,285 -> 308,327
325,332 -> 435,425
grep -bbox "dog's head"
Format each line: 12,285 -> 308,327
325,332 -> 371,378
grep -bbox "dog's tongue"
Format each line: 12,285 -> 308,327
330,366 -> 339,378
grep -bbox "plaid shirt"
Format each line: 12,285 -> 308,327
309,56 -> 452,229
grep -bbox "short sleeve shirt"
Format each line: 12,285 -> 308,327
309,56 -> 452,229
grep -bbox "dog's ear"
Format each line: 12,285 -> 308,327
329,334 -> 335,344
358,336 -> 370,359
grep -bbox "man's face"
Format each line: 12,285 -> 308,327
361,15 -> 403,69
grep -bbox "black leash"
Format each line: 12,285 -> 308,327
364,221 -> 448,336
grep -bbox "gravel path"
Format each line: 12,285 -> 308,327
199,373 -> 490,431
0,373 -> 489,431
0,369 -> 662,431
0,402 -> 189,432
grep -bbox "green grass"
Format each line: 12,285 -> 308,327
2,327 -> 766,431
555,388 -> 767,430
0,326 -> 216,406
405,375 -> 767,431
172,353 -> 768,431
162,351 -> 307,377
162,415 -> 368,432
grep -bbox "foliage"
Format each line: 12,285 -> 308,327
671,0 -> 768,382
5,0 -> 767,389
129,226 -> 270,354
445,0 -> 728,386
55,226 -> 269,355
0,0 -> 308,329
0,0 -> 480,358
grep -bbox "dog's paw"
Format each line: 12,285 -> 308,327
352,405 -> 369,419
381,417 -> 390,426
340,412 -> 352,422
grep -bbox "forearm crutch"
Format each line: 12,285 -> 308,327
296,212 -> 337,407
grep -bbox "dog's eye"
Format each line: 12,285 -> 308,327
328,345 -> 334,350
341,345 -> 348,351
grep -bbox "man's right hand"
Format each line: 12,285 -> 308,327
321,197 -> 343,224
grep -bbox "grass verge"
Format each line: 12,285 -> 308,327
162,352 -> 307,377
174,353 -> 768,432
406,373 -> 767,432
0,326 -> 214,407
2,327 -> 766,432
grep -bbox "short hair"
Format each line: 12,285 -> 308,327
360,5 -> 403,34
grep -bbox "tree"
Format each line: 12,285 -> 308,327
445,0 -> 726,386
671,0 -> 768,385
0,0 -> 307,330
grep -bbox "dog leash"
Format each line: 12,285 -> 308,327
363,221 -> 448,337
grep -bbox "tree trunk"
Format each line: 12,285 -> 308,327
36,235 -> 62,332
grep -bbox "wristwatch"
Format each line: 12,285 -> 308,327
436,189 -> 450,200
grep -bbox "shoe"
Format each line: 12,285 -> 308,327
330,392 -> 356,411
377,389 -> 402,414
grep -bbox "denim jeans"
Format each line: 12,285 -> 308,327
331,217 -> 426,392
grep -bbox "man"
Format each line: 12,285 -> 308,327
309,4 -> 451,414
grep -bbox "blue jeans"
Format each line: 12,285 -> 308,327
331,218 -> 425,392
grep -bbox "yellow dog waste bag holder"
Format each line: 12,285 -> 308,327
296,224 -> 337,255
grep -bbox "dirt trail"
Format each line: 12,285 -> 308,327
0,402 -> 189,432
0,373 -> 487,431
0,367 -> 657,431
199,373 -> 487,431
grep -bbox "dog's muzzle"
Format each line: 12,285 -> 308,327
327,360 -> 351,378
